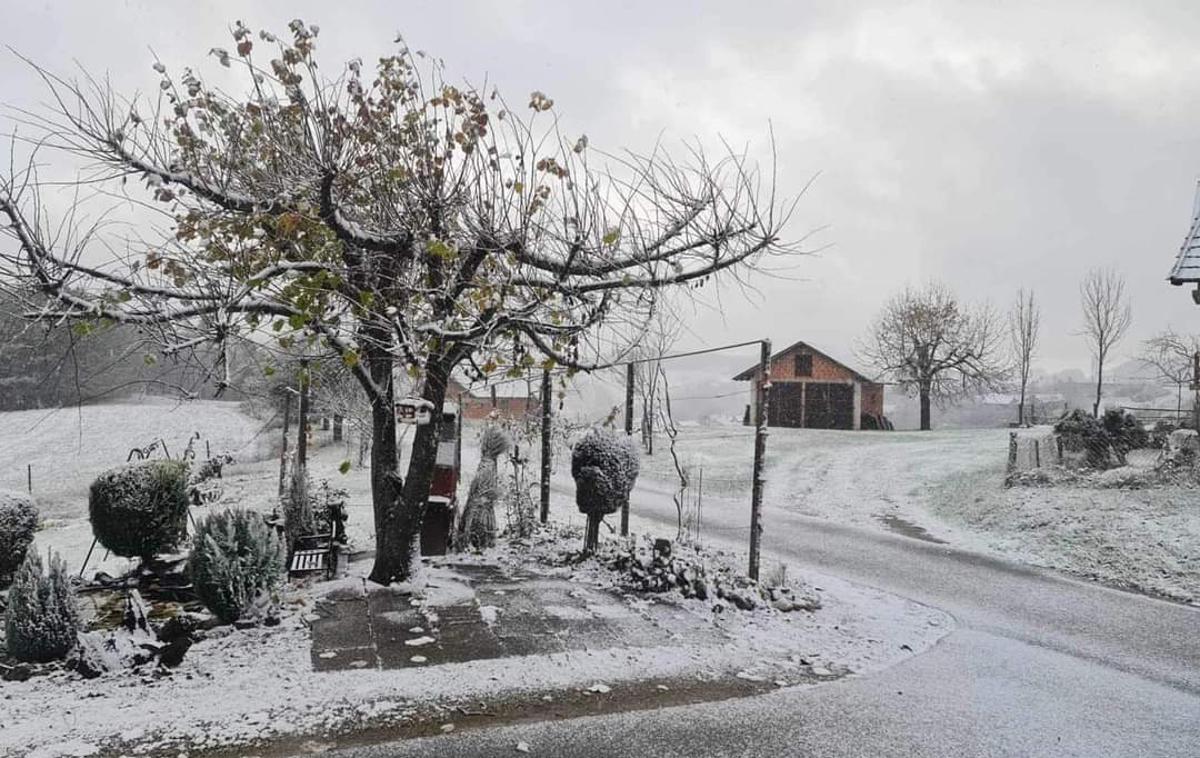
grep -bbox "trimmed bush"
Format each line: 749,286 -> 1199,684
89,460 -> 191,559
1054,409 -> 1110,468
572,428 -> 641,516
190,508 -> 285,623
1101,409 -> 1149,461
5,548 -> 80,662
0,490 -> 39,584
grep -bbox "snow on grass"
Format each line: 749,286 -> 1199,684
0,398 -> 272,521
631,422 -> 1200,604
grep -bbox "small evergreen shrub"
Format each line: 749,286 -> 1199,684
572,428 -> 641,516
1101,409 -> 1149,461
190,508 -> 285,623
0,490 -> 39,584
1054,409 -> 1110,468
5,549 -> 80,662
89,460 -> 190,559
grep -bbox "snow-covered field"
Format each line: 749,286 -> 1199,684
636,422 -> 1200,603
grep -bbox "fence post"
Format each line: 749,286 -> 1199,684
278,395 -> 292,497
1034,439 -> 1041,468
621,362 -> 634,536
540,368 -> 552,524
27,463 -> 32,494
1007,432 -> 1018,473
1057,436 -> 1064,464
297,359 -> 310,471
749,339 -> 771,581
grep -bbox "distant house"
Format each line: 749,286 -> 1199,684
733,341 -> 887,430
446,377 -> 540,421
1168,181 -> 1200,303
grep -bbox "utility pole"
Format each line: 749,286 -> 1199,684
622,362 -> 635,535
540,368 -> 552,523
748,339 -> 771,581
297,358 -> 310,471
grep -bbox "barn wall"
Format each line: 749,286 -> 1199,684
744,346 -> 886,430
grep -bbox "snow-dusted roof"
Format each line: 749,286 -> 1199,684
732,340 -> 880,385
1169,181 -> 1200,284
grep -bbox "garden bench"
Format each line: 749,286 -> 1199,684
289,521 -> 337,580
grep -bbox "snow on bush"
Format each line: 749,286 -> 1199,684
571,428 -> 641,516
89,460 -> 191,559
0,489 -> 38,584
4,548 -> 79,662
190,508 -> 285,623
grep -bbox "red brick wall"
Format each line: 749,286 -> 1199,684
769,350 -> 857,383
460,396 -> 538,421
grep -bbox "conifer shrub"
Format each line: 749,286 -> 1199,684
4,549 -> 80,662
190,508 -> 285,623
89,460 -> 191,559
0,490 -> 39,584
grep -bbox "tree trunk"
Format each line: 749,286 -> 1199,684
1093,359 -> 1104,418
1018,380 -> 1027,427
365,343 -> 402,585
368,357 -> 452,585
919,385 -> 932,431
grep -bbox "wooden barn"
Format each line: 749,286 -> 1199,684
733,341 -> 887,430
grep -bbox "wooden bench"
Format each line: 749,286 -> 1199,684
289,521 -> 337,580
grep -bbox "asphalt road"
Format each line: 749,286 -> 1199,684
327,479 -> 1200,757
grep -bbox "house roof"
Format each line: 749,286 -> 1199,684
731,340 -> 880,385
1169,181 -> 1200,285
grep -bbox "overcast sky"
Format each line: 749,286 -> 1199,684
5,0 -> 1200,377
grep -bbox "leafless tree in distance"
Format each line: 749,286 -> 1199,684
0,21 -> 801,583
1140,329 -> 1200,420
1008,288 -> 1040,426
1079,268 -> 1133,418
863,282 -> 1008,431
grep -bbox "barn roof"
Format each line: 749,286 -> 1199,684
1169,181 -> 1200,285
731,340 -> 880,385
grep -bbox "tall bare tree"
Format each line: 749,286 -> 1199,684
1008,288 -> 1040,426
1079,268 -> 1133,418
863,282 -> 1007,431
1140,329 -> 1200,420
0,21 -> 797,583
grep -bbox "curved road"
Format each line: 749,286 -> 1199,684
330,479 -> 1200,757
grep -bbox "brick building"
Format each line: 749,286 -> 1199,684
446,378 -> 540,421
733,341 -> 887,430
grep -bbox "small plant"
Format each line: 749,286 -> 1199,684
572,428 -> 641,552
0,490 -> 39,585
5,548 -> 80,662
89,460 -> 191,559
190,508 -> 286,624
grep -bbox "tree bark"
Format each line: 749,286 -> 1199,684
364,342 -> 402,585
919,384 -> 932,431
1093,358 -> 1104,418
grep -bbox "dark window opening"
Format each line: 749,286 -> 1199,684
795,353 -> 813,377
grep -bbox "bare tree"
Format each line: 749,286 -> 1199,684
0,21 -> 798,583
1079,268 -> 1133,418
863,282 -> 1007,431
1008,288 -> 1040,426
632,303 -> 682,455
1140,329 -> 1200,420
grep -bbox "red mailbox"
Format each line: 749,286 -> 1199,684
420,404 -> 461,555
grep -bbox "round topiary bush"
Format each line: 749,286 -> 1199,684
572,428 -> 640,552
89,460 -> 191,559
5,548 -> 79,662
190,508 -> 285,624
0,490 -> 39,584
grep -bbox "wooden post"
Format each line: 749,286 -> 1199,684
27,463 -> 32,494
1034,439 -> 1041,468
749,339 -> 771,581
297,359 -> 310,471
1007,432 -> 1018,472
621,362 -> 634,536
333,414 -> 344,443
1192,351 -> 1199,433
540,369 -> 552,524
278,395 -> 292,497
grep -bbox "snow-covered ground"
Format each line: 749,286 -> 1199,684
635,422 -> 1200,603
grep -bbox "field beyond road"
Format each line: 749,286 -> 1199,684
636,423 -> 1200,604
